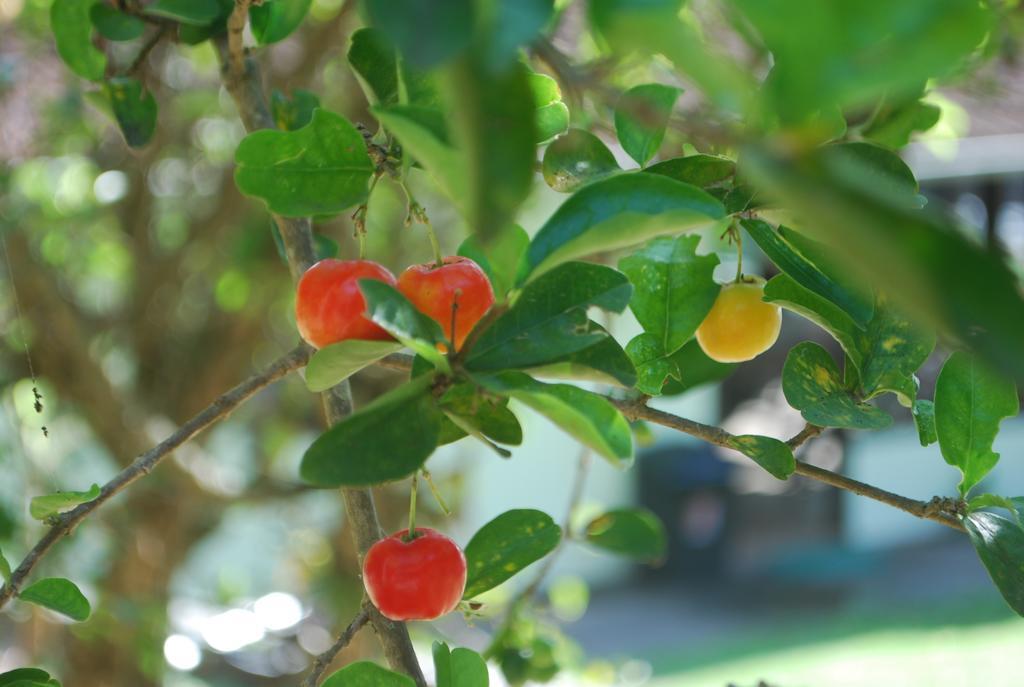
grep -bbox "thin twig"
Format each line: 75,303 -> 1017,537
0,344 -> 312,609
226,0 -> 252,81
126,24 -> 170,77
300,604 -> 371,687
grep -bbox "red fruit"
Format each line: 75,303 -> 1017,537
362,528 -> 467,622
398,256 -> 494,351
295,259 -> 397,349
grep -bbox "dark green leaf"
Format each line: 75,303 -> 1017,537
105,78 -> 158,149
300,375 -> 442,487
854,295 -> 934,402
359,280 -> 450,371
466,262 -> 631,371
433,642 -> 489,687
366,0 -> 474,68
176,0 -> 232,44
729,435 -> 795,480
531,325 -> 636,388
645,155 -> 735,189
235,109 -> 373,217
458,225 -> 529,300
321,661 -> 415,687
968,494 -> 1024,529
0,669 -> 53,687
619,234 -> 720,354
270,89 -> 320,131
51,0 -> 106,81
20,578 -> 91,621
935,352 -> 1019,496
912,399 -> 937,447
305,340 -> 405,393
614,83 -> 681,167
463,509 -> 561,598
542,129 -> 620,193
30,484 -> 101,521
144,0 -> 220,25
373,106 -> 466,209
439,384 -> 522,446
764,274 -> 861,362
89,4 -> 145,41
823,142 -> 921,206
525,173 -> 724,280
585,507 -> 667,562
531,73 -> 570,144
0,546 -> 10,584
476,372 -> 633,465
348,28 -> 437,109
661,339 -> 736,395
782,342 -> 891,429
965,512 -> 1024,617
626,333 -> 679,396
250,0 -> 312,44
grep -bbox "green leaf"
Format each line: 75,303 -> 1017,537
912,399 -> 938,447
89,4 -> 145,41
935,352 -> 1019,496
105,77 -> 158,149
742,219 -> 873,328
358,280 -> 450,372
51,0 -> 106,81
458,225 -> 529,300
863,99 -> 941,149
0,669 -> 54,687
542,129 -> 620,193
176,0 -> 232,44
144,0 -> 220,25
619,234 -> 720,355
250,0 -> 312,44
853,295 -> 934,402
530,327 -> 637,388
764,274 -> 861,363
782,342 -> 892,430
434,642 -> 490,687
525,173 -> 725,281
234,109 -> 373,217
626,333 -> 679,396
964,512 -> 1024,617
645,155 -> 735,189
823,142 -> 921,206
585,507 -> 667,562
0,546 -> 10,584
661,339 -> 736,395
466,262 -> 632,371
270,89 -> 320,131
463,509 -> 561,598
614,83 -> 681,167
531,73 -> 570,144
366,0 -> 473,68
729,435 -> 795,480
439,384 -> 522,446
305,340 -> 405,393
348,28 -> 438,109
968,494 -> 1024,529
20,578 -> 91,621
476,372 -> 633,465
300,375 -> 442,487
321,661 -> 415,687
478,0 -> 553,70
29,484 -> 101,521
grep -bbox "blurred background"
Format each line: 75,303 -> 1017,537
2,1 -> 1024,686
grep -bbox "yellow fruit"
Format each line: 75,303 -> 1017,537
695,279 -> 781,363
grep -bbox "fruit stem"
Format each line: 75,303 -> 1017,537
733,223 -> 744,283
399,177 -> 443,267
405,473 -> 419,541
421,469 -> 451,516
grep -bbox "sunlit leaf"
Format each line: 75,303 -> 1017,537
20,578 -> 91,622
434,642 -> 489,687
321,661 -> 415,687
614,83 -> 681,167
542,129 -> 620,193
729,435 -> 795,480
463,509 -> 561,598
585,507 -> 667,562
965,512 -> 1024,617
359,280 -> 450,372
30,484 -> 101,521
305,340 -> 405,393
783,342 -> 891,429
51,0 -> 106,81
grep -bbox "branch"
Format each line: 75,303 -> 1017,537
226,0 -> 252,82
301,603 -> 371,687
0,345 -> 312,610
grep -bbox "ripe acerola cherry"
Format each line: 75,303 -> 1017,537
362,528 -> 467,622
398,256 -> 494,351
695,278 -> 782,363
295,259 -> 397,349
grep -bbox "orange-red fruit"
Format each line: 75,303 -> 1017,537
295,259 -> 397,349
398,256 -> 495,351
695,279 -> 782,363
362,528 -> 467,622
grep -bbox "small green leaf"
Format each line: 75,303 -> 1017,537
51,0 -> 106,81
250,0 -> 312,44
0,668 -> 54,687
358,280 -> 450,371
144,0 -> 220,25
782,342 -> 892,430
912,399 -> 938,447
433,642 -> 490,687
645,155 -> 735,189
439,384 -> 522,446
935,352 -> 1019,496
0,546 -> 10,584
176,0 -> 232,44
349,28 -> 401,106
366,0 -> 474,68
20,578 -> 91,621
321,661 -> 415,687
105,78 -> 158,149
968,494 -> 1024,529
270,89 -> 320,131
585,507 -> 667,562
89,4 -> 145,41
457,225 -> 529,300
625,333 -> 679,396
619,234 -> 720,355
30,484 -> 101,521
476,372 -> 633,465
965,512 -> 1024,617
729,435 -> 795,480
466,262 -> 631,372
531,73 -> 570,144
305,340 -> 405,393
463,509 -> 561,598
614,83 -> 681,167
525,173 -> 724,281
300,375 -> 442,487
661,339 -> 736,395
542,129 -> 620,193
234,109 -> 373,217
